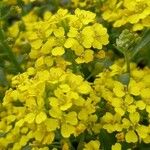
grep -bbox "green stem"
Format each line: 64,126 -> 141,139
86,73 -> 93,81
125,53 -> 130,74
77,133 -> 85,150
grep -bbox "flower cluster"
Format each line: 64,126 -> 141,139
0,66 -> 100,149
0,0 -> 150,149
102,0 -> 150,31
94,60 -> 150,146
10,8 -> 108,69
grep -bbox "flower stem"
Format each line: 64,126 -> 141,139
125,53 -> 130,74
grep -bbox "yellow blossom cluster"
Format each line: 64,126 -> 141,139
1,1 -> 150,149
8,8 -> 109,70
102,0 -> 150,31
0,67 -> 100,149
94,60 -> 150,145
7,11 -> 38,57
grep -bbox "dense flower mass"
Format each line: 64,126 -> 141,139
0,0 -> 150,149
7,8 -> 109,69
94,60 -> 150,144
102,0 -> 150,31
0,67 -> 100,149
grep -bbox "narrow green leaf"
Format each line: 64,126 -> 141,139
0,67 -> 7,86
99,129 -> 116,150
118,73 -> 130,85
131,28 -> 150,59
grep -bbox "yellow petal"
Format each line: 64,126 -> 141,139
77,82 -> 91,94
41,38 -> 55,54
35,56 -> 44,67
59,84 -> 70,93
136,100 -> 146,110
64,38 -> 76,48
19,136 -> 28,146
61,124 -> 75,138
53,27 -> 65,37
52,47 -> 65,56
15,119 -> 25,127
112,143 -> 121,150
129,112 -> 140,124
125,130 -> 138,143
45,118 -> 59,132
65,111 -> 78,125
78,109 -> 88,121
141,88 -> 150,99
146,105 -> 150,113
35,112 -> 47,124
49,107 -> 62,119
31,39 -> 43,49
42,132 -> 55,145
24,113 -> 36,124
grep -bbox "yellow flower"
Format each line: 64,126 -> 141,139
81,26 -> 94,48
75,8 -> 96,25
129,112 -> 140,125
92,23 -> 109,49
65,111 -> 78,125
8,22 -> 19,37
49,106 -> 62,119
113,81 -> 125,97
24,113 -> 35,124
51,46 -> 65,56
31,39 -> 43,49
67,27 -> 78,37
125,130 -> 138,143
136,100 -> 146,110
141,88 -> 150,99
136,125 -> 149,139
35,112 -> 47,124
42,132 -> 55,145
129,80 -> 141,96
77,81 -> 92,94
111,143 -> 122,150
146,105 -> 150,113
61,123 -> 75,138
41,37 -> 55,54
102,0 -> 150,30
83,140 -> 100,150
62,142 -> 70,150
78,109 -> 88,121
45,118 -> 59,132
75,49 -> 94,64
35,56 -> 44,67
53,27 -> 65,37
19,135 -> 28,147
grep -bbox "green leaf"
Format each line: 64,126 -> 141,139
22,145 -> 32,150
0,132 -> 6,137
0,67 -> 7,86
118,73 -> 130,85
99,129 -> 116,150
131,28 -> 150,59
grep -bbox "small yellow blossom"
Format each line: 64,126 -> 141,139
112,143 -> 122,150
125,130 -> 138,143
83,140 -> 100,150
35,111 -> 47,124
